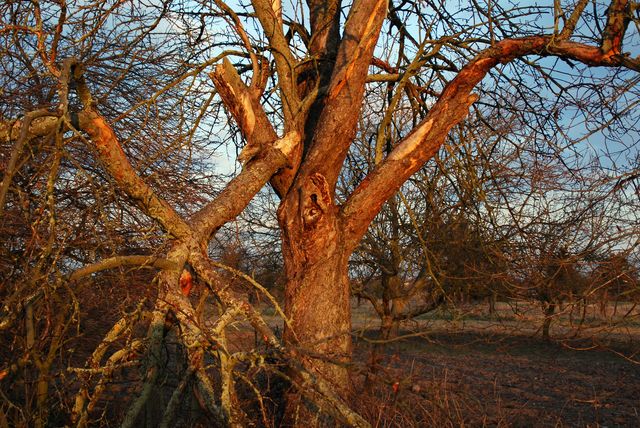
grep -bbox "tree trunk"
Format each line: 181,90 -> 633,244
600,291 -> 609,317
542,302 -> 556,341
390,296 -> 408,338
278,176 -> 353,409
282,243 -> 352,389
488,292 -> 497,317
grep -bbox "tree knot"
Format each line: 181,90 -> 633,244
300,172 -> 332,228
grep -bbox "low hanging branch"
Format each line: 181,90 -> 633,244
207,259 -> 294,332
68,256 -> 179,281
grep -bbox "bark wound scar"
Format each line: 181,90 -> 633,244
237,94 -> 258,164
301,172 -> 331,228
388,118 -> 434,162
240,92 -> 255,135
274,130 -> 301,159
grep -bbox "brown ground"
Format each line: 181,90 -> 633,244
45,292 -> 640,427
348,302 -> 640,427
352,331 -> 639,427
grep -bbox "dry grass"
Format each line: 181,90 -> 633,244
346,300 -> 640,427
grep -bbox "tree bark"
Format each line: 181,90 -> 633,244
279,173 -> 353,400
489,292 -> 497,317
542,302 -> 556,341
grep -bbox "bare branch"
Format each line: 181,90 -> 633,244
301,0 -> 388,190
210,59 -> 302,197
252,0 -> 301,127
343,14 -> 640,246
76,110 -> 195,240
68,256 -> 179,281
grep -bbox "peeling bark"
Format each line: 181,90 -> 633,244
210,59 -> 302,197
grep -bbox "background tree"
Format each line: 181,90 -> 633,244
591,251 -> 639,316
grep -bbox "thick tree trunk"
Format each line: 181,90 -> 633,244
278,173 -> 354,424
282,242 -> 352,387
